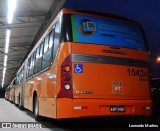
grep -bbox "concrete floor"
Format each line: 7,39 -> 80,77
0,99 -> 35,122
0,98 -> 63,131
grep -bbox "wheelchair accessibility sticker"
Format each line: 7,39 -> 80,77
74,64 -> 83,73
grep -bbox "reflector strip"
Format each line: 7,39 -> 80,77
74,106 -> 81,110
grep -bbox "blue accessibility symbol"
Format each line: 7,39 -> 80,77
74,64 -> 83,73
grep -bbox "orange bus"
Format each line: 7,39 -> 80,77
13,65 -> 24,109
13,9 -> 152,120
8,81 -> 15,103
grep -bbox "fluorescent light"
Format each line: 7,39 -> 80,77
2,67 -> 6,87
2,77 -> 4,87
7,0 -> 16,24
8,0 -> 16,12
2,0 -> 16,87
4,55 -> 8,67
7,11 -> 13,24
2,29 -> 10,87
5,29 -> 10,54
3,67 -> 6,78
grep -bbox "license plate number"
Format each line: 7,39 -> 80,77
110,106 -> 125,112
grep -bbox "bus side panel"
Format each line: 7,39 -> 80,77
33,42 -> 72,118
24,96 -> 33,111
24,80 -> 33,111
8,90 -> 10,101
9,87 -> 15,103
5,90 -> 10,100
38,97 -> 57,118
23,42 -> 68,116
24,76 -> 43,112
14,84 -> 22,105
36,62 -> 59,118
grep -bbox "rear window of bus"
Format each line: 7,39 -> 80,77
71,14 -> 146,50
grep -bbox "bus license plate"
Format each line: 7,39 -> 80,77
110,106 -> 125,112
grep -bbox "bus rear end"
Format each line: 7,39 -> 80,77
56,10 -> 152,118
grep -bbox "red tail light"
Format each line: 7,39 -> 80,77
57,55 -> 73,98
63,75 -> 71,81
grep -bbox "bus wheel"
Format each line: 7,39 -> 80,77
18,94 -> 23,110
13,95 -> 15,103
33,95 -> 41,121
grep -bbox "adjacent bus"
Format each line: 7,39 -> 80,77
12,9 -> 152,120
5,87 -> 10,100
8,80 -> 15,103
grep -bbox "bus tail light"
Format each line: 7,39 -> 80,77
63,75 -> 71,81
142,106 -> 151,110
64,84 -> 71,90
57,55 -> 73,98
145,106 -> 151,110
62,65 -> 70,72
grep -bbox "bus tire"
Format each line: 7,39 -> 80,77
13,95 -> 15,103
18,94 -> 23,110
33,95 -> 41,121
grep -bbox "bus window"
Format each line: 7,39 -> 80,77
71,14 -> 146,50
33,42 -> 44,74
20,67 -> 24,83
27,57 -> 31,79
42,50 -> 52,69
29,56 -> 33,78
34,47 -> 40,74
42,32 -> 53,69
18,70 -> 21,84
17,71 -> 20,84
29,52 -> 35,77
34,47 -> 40,75
49,29 -> 54,49
36,47 -> 40,60
44,35 -> 49,54
52,21 -> 60,61
40,42 -> 44,57
19,69 -> 22,84
32,52 -> 36,75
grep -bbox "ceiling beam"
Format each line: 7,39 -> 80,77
0,35 -> 35,39
0,42 -> 31,48
0,13 -> 48,17
0,25 -> 41,29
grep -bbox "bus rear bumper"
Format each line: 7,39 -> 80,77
56,98 -> 152,118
